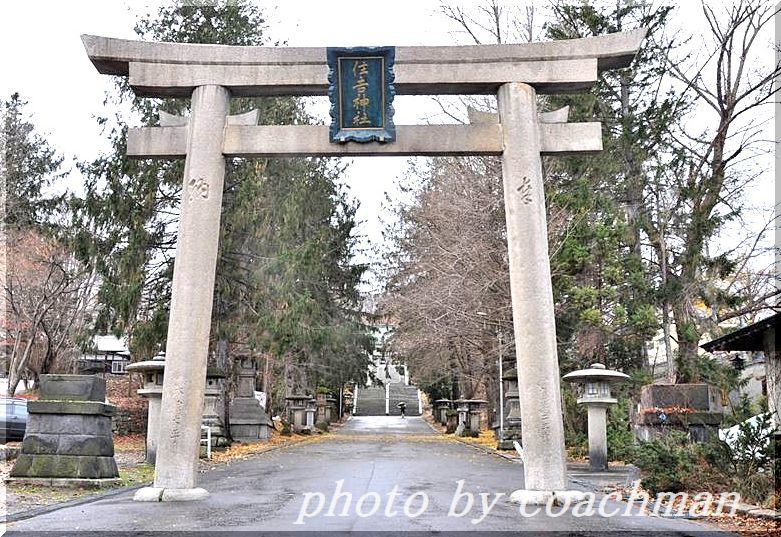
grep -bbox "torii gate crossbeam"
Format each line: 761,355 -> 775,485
82,29 -> 645,504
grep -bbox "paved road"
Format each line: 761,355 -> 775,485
6,416 -> 730,534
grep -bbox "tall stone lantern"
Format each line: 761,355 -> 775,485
126,352 -> 166,464
562,363 -> 629,471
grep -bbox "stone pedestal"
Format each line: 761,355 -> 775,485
316,393 -> 328,424
445,410 -> 458,434
305,407 -> 316,431
633,383 -> 723,442
587,405 -> 608,471
454,400 -> 470,436
10,375 -> 119,485
228,357 -> 270,442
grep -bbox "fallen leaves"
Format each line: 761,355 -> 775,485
206,429 -> 328,464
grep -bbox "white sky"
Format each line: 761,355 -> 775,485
1,1 -> 776,291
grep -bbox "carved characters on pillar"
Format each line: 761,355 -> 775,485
516,176 -> 532,205
169,384 -> 185,442
188,177 -> 210,202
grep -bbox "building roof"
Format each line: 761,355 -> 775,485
93,335 -> 130,354
701,313 -> 779,352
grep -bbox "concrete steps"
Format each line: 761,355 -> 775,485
354,384 -> 421,416
354,387 -> 386,416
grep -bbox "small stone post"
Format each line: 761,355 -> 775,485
498,82 -> 567,492
135,85 -> 230,502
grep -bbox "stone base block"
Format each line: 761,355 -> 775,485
26,414 -> 113,437
11,453 -> 119,479
508,489 -> 588,506
28,400 -> 115,416
134,486 -> 209,502
22,433 -> 115,457
38,374 -> 106,402
6,476 -> 121,488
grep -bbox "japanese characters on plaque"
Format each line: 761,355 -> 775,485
327,47 -> 396,143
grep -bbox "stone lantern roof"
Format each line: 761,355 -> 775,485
563,363 -> 629,406
562,363 -> 629,384
125,352 -> 166,373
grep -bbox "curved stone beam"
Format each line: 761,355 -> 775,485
82,29 -> 646,97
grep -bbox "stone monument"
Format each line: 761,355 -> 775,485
633,383 -> 723,442
228,356 -> 270,442
10,375 -> 119,485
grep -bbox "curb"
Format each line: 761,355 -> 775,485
453,435 -> 520,463
2,482 -> 149,523
728,503 -> 780,520
201,430 -> 331,468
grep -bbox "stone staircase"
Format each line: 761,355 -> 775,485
389,384 -> 421,416
354,384 -> 421,416
354,386 -> 386,416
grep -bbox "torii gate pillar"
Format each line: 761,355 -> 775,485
499,82 -> 567,492
135,85 -> 230,502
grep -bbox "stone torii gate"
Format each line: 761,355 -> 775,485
82,30 -> 644,502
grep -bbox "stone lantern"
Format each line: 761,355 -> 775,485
326,395 -> 338,423
285,395 -> 310,433
305,397 -> 317,431
203,366 -> 229,447
434,399 -> 452,425
126,352 -> 166,464
316,392 -> 328,423
563,363 -> 629,471
498,367 -> 523,450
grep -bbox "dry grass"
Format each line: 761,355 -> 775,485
1,436 -> 153,518
114,434 -> 145,453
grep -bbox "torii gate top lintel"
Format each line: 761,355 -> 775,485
81,29 -> 645,97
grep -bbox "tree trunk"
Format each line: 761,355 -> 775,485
671,302 -> 701,383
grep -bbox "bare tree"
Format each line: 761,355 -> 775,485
641,1 -> 781,382
4,229 -> 96,394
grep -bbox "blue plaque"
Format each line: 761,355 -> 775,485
327,46 -> 396,143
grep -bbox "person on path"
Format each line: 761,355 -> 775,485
397,401 -> 406,418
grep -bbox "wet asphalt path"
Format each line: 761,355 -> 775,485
6,416 -> 729,534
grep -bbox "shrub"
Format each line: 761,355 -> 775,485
633,431 -> 698,495
315,421 -> 329,432
607,399 -> 637,462
700,413 -> 774,504
280,420 -> 292,436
